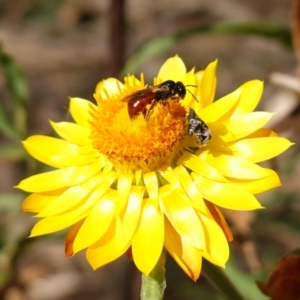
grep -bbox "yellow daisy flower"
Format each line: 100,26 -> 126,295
17,56 -> 292,281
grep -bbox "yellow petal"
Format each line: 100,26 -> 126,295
95,78 -> 123,100
29,187 -> 114,237
69,97 -> 96,127
195,71 -> 203,92
158,166 -> 184,190
199,213 -> 229,267
181,69 -> 197,109
229,169 -> 281,194
173,166 -> 210,215
160,166 -> 217,218
116,172 -> 134,214
200,151 -> 270,179
159,186 -> 205,250
135,169 -> 142,185
209,112 -> 274,144
21,189 -> 65,213
50,121 -> 91,146
159,167 -> 209,212
232,80 -> 263,116
30,212 -> 85,237
143,172 -> 158,198
192,174 -> 263,210
65,220 -> 84,256
86,220 -> 126,269
164,217 -> 202,281
245,128 -> 278,138
115,185 -> 145,249
17,159 -> 106,192
132,199 -> 164,274
73,190 -> 117,253
198,89 -> 241,123
200,80 -> 262,123
177,152 -> 228,182
87,186 -> 145,269
197,60 -> 217,107
23,136 -> 97,168
37,170 -> 117,217
156,55 -> 186,82
227,137 -> 293,163
205,201 -> 233,242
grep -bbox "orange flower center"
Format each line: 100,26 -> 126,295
89,83 -> 187,171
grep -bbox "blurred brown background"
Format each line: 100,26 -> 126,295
0,0 -> 299,299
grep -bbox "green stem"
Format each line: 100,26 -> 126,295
140,250 -> 166,300
202,259 -> 246,300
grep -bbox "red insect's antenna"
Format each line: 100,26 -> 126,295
185,85 -> 199,103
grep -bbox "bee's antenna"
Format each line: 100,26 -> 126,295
186,88 -> 199,103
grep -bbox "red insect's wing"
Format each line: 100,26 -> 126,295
151,84 -> 170,93
121,88 -> 154,103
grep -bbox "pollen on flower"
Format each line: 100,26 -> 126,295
89,79 -> 187,171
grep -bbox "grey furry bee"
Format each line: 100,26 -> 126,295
187,108 -> 211,144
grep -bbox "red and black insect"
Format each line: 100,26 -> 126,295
122,80 -> 211,144
122,80 -> 188,119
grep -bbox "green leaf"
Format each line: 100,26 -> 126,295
0,144 -> 26,161
0,49 -> 29,105
0,192 -> 24,212
121,21 -> 291,77
202,259 -> 246,300
0,100 -> 20,140
224,264 -> 269,300
0,48 -> 29,137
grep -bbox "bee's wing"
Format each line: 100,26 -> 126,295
121,88 -> 153,103
151,84 -> 170,93
121,83 -> 171,103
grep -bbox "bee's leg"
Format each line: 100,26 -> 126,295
144,100 -> 156,120
166,100 -> 170,113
